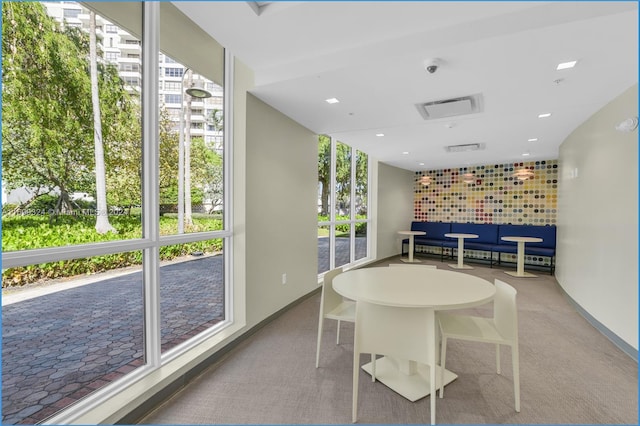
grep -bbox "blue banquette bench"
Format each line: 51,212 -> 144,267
494,224 -> 557,273
401,221 -> 557,273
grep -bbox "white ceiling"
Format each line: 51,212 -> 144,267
174,1 -> 638,171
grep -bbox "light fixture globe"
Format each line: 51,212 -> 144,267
462,173 -> 475,183
185,87 -> 212,99
513,168 -> 534,181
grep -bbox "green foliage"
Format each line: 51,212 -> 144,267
317,136 -> 368,216
2,2 -> 93,198
2,215 -> 223,287
191,136 -> 223,210
27,194 -> 59,211
317,215 -> 368,235
2,2 -> 139,211
318,135 -> 331,215
158,132 -> 223,209
2,4 -> 220,220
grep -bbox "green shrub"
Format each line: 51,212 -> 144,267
2,214 -> 223,287
1,203 -> 19,214
317,215 -> 368,235
28,194 -> 59,211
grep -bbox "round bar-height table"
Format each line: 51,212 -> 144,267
500,236 -> 543,277
444,233 -> 478,269
398,230 -> 426,263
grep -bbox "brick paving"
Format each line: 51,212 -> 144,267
2,237 -> 365,424
2,255 -> 224,425
318,236 -> 367,274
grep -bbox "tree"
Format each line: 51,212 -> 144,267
2,2 -> 137,225
190,137 -> 223,213
184,69 -> 194,227
334,141 -> 352,215
318,135 -> 331,216
105,100 -> 142,213
159,105 -> 180,207
208,108 -> 224,133
89,11 -> 116,234
2,2 -> 94,214
317,136 -> 353,217
204,108 -> 224,213
354,150 -> 368,215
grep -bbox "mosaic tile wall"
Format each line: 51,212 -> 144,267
414,160 -> 558,224
412,159 -> 559,266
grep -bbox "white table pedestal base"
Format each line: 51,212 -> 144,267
504,270 -> 538,278
445,234 -> 478,270
500,237 -> 542,278
448,264 -> 473,270
361,357 -> 457,402
400,233 -> 424,263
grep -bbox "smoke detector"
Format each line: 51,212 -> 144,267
615,117 -> 638,132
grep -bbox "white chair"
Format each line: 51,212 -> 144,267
315,267 -> 355,368
437,279 -> 520,412
352,301 -> 439,424
388,263 -> 437,268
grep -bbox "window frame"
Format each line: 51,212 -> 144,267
317,136 -> 371,273
1,2 -> 235,423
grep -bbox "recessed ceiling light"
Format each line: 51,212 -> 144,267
556,60 -> 577,70
538,113 -> 552,118
325,98 -> 339,104
402,151 -> 409,155
528,138 -> 538,142
522,152 -> 530,157
376,133 -> 385,137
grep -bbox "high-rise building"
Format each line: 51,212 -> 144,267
43,1 -> 224,154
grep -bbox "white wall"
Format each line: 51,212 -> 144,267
244,93 -> 319,327
375,162 -> 415,259
556,84 -> 638,350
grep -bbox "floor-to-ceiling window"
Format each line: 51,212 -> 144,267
317,135 -> 369,275
157,0 -> 228,359
1,2 -> 231,423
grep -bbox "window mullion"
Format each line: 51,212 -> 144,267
142,0 -> 161,368
329,137 -> 337,271
223,48 -> 234,324
350,147 -> 356,263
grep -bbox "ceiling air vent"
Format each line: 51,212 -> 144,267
445,143 -> 484,153
416,94 -> 483,120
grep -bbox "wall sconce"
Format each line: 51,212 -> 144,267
420,175 -> 432,186
513,168 -> 534,181
462,173 -> 475,184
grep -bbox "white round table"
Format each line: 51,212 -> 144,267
444,233 -> 479,269
333,267 -> 495,421
398,230 -> 426,263
500,236 -> 543,277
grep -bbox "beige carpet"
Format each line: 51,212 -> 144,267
140,256 -> 638,424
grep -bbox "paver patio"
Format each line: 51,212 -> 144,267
2,237 -> 366,424
2,255 -> 224,424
